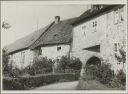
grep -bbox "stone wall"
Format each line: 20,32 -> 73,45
71,5 -> 126,73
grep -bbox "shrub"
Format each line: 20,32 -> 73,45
116,69 -> 126,86
96,63 -> 114,84
107,70 -> 126,89
57,56 -> 82,72
3,78 -> 24,90
2,48 -> 10,76
9,68 -> 22,78
22,57 -> 53,75
68,57 -> 82,70
83,62 -> 114,84
3,73 -> 79,90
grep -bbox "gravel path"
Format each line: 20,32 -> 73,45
34,81 -> 78,90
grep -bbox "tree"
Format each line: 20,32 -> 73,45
2,21 -> 11,29
2,48 -> 10,75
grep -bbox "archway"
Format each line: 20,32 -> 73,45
86,56 -> 101,68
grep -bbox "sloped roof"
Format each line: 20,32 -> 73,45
5,17 -> 78,54
5,23 -> 53,54
72,5 -> 124,26
30,17 -> 78,49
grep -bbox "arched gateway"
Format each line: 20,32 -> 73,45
86,56 -> 101,68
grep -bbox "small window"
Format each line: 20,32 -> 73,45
114,43 -> 118,52
54,34 -> 58,37
93,21 -> 97,27
37,47 -> 42,55
57,46 -> 61,51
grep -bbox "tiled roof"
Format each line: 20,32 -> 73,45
72,5 -> 124,26
5,17 -> 78,54
5,23 -> 52,54
30,17 -> 78,49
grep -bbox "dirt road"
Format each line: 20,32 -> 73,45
34,81 -> 78,90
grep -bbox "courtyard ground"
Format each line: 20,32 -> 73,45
33,80 -> 118,90
34,81 -> 78,90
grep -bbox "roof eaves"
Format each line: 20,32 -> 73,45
72,5 -> 124,26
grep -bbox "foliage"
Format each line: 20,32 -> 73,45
115,48 -> 126,63
107,70 -> 126,89
116,69 -> 126,86
2,48 -> 10,74
83,62 -> 114,84
57,56 -> 82,71
3,73 -> 79,90
2,21 -> 11,29
82,62 -> 126,89
10,68 -> 23,78
22,57 -> 53,75
95,63 -> 114,84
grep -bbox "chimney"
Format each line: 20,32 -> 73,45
55,16 -> 60,24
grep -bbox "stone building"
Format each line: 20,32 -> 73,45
71,5 -> 126,73
5,5 -> 126,73
5,16 -> 77,69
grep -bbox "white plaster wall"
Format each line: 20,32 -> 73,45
72,6 -> 126,73
71,13 -> 106,64
9,49 -> 34,69
41,44 -> 70,60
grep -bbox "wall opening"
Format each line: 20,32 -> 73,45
86,56 -> 101,68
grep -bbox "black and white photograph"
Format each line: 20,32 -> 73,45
1,0 -> 127,93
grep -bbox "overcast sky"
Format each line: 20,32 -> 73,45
1,1 -> 91,48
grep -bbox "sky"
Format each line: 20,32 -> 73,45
1,1 -> 91,48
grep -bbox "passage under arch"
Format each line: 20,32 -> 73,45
86,56 -> 101,68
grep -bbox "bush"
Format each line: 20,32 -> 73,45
2,48 -> 10,76
107,70 -> 126,89
57,56 -> 82,72
82,62 -> 126,89
22,57 -> 53,75
3,78 -> 24,90
3,73 -> 80,90
83,62 -> 114,84
96,63 -> 114,84
116,69 -> 126,86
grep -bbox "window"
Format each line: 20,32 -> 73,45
36,47 -> 42,55
54,34 -> 58,37
93,21 -> 97,27
92,21 -> 97,32
114,43 -> 120,52
57,46 -> 61,51
114,43 -> 118,52
38,47 -> 42,55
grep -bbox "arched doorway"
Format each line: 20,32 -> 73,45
86,56 -> 101,68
